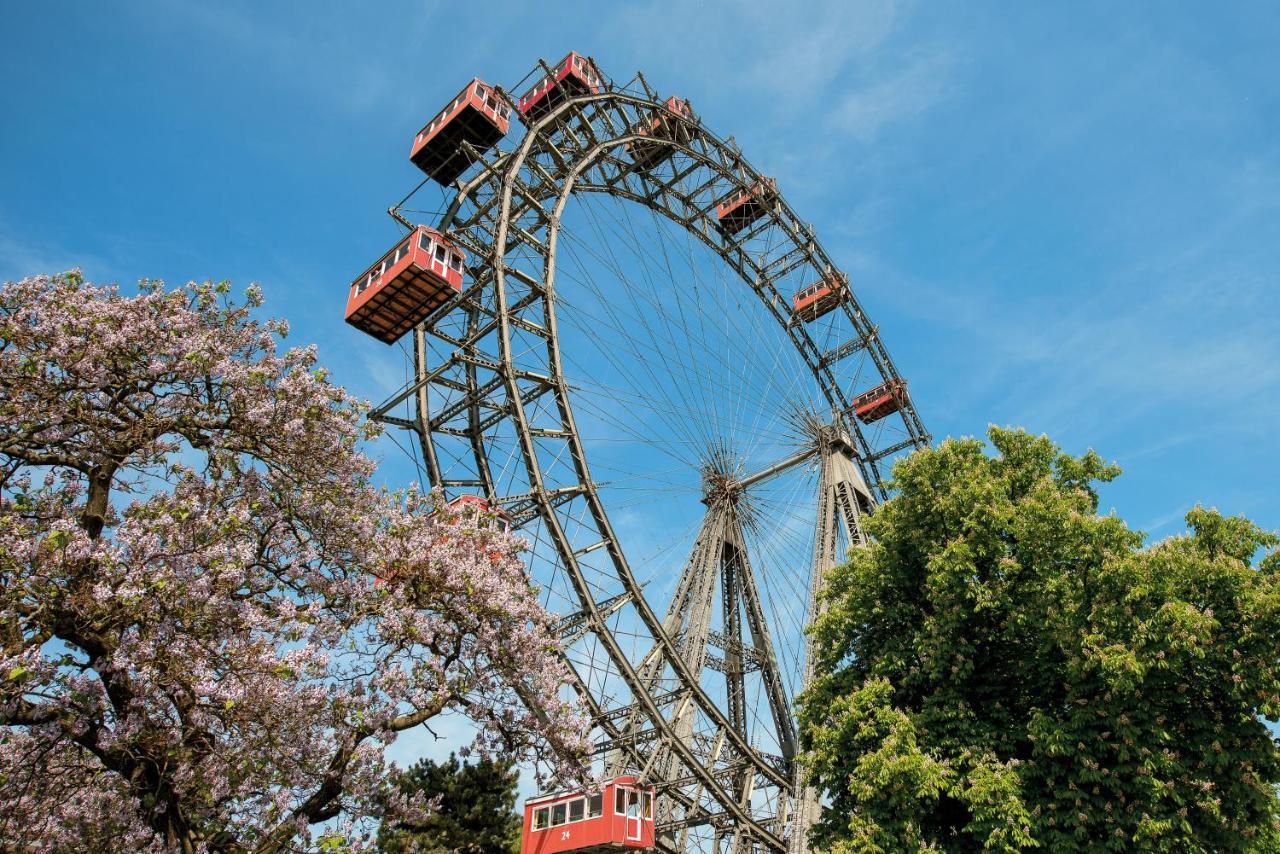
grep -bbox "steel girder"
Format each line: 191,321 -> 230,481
372,64 -> 930,852
788,432 -> 873,853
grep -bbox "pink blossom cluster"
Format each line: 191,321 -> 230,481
0,273 -> 591,851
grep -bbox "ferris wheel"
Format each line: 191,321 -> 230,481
346,52 -> 930,853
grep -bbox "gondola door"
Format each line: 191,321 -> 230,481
621,786 -> 642,842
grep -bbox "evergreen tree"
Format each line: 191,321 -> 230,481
799,428 -> 1280,852
379,754 -> 522,853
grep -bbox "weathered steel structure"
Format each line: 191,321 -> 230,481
357,55 -> 930,853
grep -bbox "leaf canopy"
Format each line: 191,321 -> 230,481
799,428 -> 1280,852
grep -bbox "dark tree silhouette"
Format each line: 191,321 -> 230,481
379,754 -> 523,853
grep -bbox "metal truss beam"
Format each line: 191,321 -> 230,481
788,433 -> 871,853
381,71 -> 933,852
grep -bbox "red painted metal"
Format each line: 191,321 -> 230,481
715,177 -> 777,234
446,494 -> 512,532
374,494 -> 509,586
521,776 -> 655,854
518,52 -> 602,121
851,379 -> 909,424
626,96 -> 694,170
791,271 -> 850,323
410,78 -> 510,186
345,225 -> 465,345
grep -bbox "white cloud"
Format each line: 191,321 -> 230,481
600,0 -> 902,106
359,347 -> 410,397
828,47 -> 955,141
734,0 -> 902,96
0,225 -> 109,283
131,0 -> 403,117
1140,504 -> 1193,537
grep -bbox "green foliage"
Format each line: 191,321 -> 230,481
378,754 -> 522,854
799,428 -> 1280,852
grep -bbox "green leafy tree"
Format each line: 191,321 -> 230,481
378,754 -> 522,853
798,428 -> 1280,852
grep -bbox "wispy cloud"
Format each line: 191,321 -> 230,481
829,47 -> 956,141
844,186 -> 1280,446
0,224 -> 109,283
1111,431 -> 1196,465
130,0 -> 406,117
596,0 -> 961,208
1140,504 -> 1193,537
600,0 -> 903,109
733,0 -> 902,97
358,348 -> 408,398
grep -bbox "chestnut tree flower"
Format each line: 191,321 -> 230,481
799,429 -> 1280,852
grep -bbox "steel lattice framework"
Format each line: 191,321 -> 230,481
369,59 -> 930,853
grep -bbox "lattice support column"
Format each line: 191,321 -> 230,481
367,64 -> 933,850
789,430 -> 872,854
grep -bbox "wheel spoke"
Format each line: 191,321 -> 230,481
370,66 -> 930,852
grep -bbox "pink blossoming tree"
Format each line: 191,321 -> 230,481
0,273 -> 590,851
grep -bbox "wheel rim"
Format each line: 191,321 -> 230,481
373,67 -> 930,852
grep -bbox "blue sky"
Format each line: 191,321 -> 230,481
3,0 -> 1278,769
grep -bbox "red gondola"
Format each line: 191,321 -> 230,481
345,225 -> 465,345
410,78 -> 511,186
851,379 -> 909,424
446,494 -> 512,532
521,776 -> 655,854
519,52 -> 602,122
792,271 -> 850,323
374,494 -> 510,587
715,177 -> 777,235
626,97 -> 694,170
